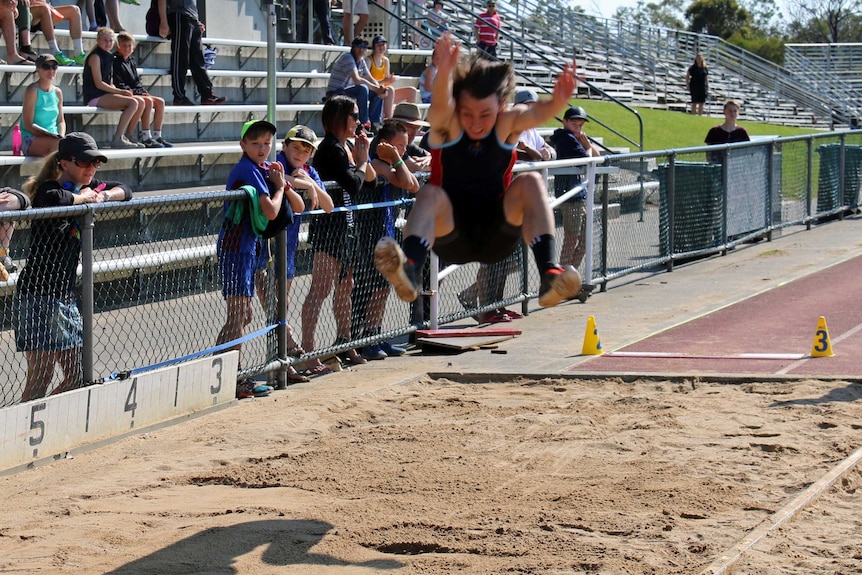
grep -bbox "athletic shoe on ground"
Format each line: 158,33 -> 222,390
362,342 -> 387,361
379,340 -> 406,357
54,52 -> 75,66
111,134 -> 139,149
173,97 -> 195,106
202,94 -> 227,105
235,380 -> 272,399
155,136 -> 173,147
142,138 -> 164,148
374,236 -> 419,302
73,51 -> 87,65
538,265 -> 582,308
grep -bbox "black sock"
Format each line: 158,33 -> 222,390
529,234 -> 557,274
402,235 -> 429,270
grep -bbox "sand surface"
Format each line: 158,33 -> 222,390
2,373 -> 860,574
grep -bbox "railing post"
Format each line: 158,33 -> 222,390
81,208 -> 95,385
806,136 -> 813,228
666,153 -> 675,272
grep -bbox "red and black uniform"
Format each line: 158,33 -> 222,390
429,127 -> 520,264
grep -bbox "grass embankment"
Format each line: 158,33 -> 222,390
544,100 -> 824,152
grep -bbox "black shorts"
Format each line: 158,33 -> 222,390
433,204 -> 521,265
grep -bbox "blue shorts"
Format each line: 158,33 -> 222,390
13,293 -> 83,352
219,252 -> 257,298
286,215 -> 302,280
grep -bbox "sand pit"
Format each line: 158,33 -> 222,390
1,374 -> 860,574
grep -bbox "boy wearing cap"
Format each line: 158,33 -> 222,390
215,120 -> 304,398
374,33 -> 581,310
326,37 -> 392,128
16,132 -> 132,401
549,105 -> 599,271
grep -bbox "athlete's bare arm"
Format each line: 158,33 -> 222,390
501,61 -> 577,144
426,32 -> 462,147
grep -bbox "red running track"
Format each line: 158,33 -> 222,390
570,255 -> 862,377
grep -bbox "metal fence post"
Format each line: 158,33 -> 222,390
81,208 -> 95,385
666,153 -> 675,272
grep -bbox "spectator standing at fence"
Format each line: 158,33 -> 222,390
113,31 -> 172,148
215,119 -> 303,398
25,0 -> 87,65
391,101 -> 431,172
0,186 -> 30,282
20,53 -> 65,156
156,0 -> 227,106
686,53 -> 708,116
473,0 -> 500,59
549,105 -> 599,276
354,119 -> 418,360
326,37 -> 391,130
302,95 -> 373,371
15,132 -> 132,401
514,89 -> 556,162
272,124 -> 334,381
366,34 -> 420,119
341,0 -> 368,47
704,100 -> 749,163
83,27 -> 144,149
374,33 -> 582,310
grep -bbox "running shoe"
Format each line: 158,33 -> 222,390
538,265 -> 582,307
374,236 -> 419,302
55,52 -> 75,66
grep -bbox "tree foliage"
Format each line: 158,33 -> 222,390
685,0 -> 751,38
784,0 -> 862,42
612,0 -> 685,29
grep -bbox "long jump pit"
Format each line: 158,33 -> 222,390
1,370 -> 860,574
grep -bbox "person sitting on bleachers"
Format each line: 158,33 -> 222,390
365,34 -> 420,119
326,37 -> 391,130
1,0 -> 34,64
419,47 -> 438,104
20,53 -> 65,156
113,31 -> 172,148
26,0 -> 87,65
83,27 -> 144,149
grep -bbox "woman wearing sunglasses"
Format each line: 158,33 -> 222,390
15,132 -> 132,401
20,54 -> 65,157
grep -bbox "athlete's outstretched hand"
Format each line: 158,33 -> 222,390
552,60 -> 578,108
434,32 -> 460,76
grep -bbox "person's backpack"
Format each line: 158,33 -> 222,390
146,0 -> 161,37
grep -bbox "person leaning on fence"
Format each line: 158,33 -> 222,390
704,100 -> 749,163
514,89 -> 557,162
273,124 -> 334,381
303,95 -> 374,373
391,101 -> 431,172
549,105 -> 599,277
215,119 -> 304,399
14,132 -> 132,402
373,33 -> 582,311
473,0 -> 500,59
113,31 -> 173,148
20,53 -> 65,157
326,37 -> 392,130
0,186 -> 31,282
83,27 -> 145,149
353,119 -> 419,361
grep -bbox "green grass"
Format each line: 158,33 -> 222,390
544,100 -> 825,152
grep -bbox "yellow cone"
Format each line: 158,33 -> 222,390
582,315 -> 603,355
810,316 -> 834,357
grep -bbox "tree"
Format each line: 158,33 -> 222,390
612,0 -> 685,30
685,0 -> 751,38
785,0 -> 862,42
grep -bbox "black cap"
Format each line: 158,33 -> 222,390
563,106 -> 589,121
58,132 -> 108,163
351,37 -> 368,49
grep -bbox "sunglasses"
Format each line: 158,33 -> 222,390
73,158 -> 102,168
40,63 -> 59,70
349,111 -> 360,120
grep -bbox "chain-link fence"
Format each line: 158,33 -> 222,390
2,130 -> 861,407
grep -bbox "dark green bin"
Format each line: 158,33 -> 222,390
816,143 -> 862,213
657,161 -> 724,255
